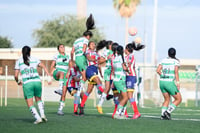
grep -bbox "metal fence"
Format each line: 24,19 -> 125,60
0,65 -> 199,108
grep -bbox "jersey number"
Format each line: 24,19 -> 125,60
24,67 -> 35,77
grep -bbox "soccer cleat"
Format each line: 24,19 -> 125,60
33,119 -> 42,124
41,115 -> 48,122
79,107 -> 84,116
160,115 -> 167,120
54,89 -> 62,95
132,112 -> 141,119
96,106 -> 103,114
78,104 -> 85,109
73,112 -> 79,116
113,114 -> 130,120
106,94 -> 113,100
164,111 -> 171,120
57,110 -> 64,116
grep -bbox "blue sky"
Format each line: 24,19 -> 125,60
0,0 -> 200,63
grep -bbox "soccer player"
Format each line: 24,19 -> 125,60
66,61 -> 82,115
71,14 -> 95,92
79,41 -> 105,116
109,43 -> 120,118
50,44 -> 69,96
112,45 -> 129,119
96,40 -> 113,114
124,41 -> 145,119
156,47 -> 182,120
50,44 -> 71,115
14,46 -> 51,124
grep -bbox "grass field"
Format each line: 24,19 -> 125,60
0,98 -> 200,133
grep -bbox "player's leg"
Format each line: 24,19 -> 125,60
114,91 -> 128,119
73,90 -> 80,115
92,76 -> 105,114
79,83 -> 94,115
164,82 -> 182,120
126,76 -> 140,119
54,71 -> 65,95
97,80 -> 112,110
113,81 -> 128,119
161,92 -> 170,119
57,85 -> 67,115
34,82 -> 47,122
111,81 -> 120,118
76,56 -> 87,90
23,82 -> 42,124
112,92 -> 120,118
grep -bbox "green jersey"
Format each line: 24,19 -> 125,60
101,49 -> 113,70
53,53 -> 70,73
159,57 -> 180,81
111,55 -> 126,81
73,37 -> 89,57
15,56 -> 41,84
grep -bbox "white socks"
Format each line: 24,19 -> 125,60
37,101 -> 45,118
167,104 -> 176,113
58,101 -> 65,111
59,80 -> 64,90
29,106 -> 41,120
98,92 -> 107,107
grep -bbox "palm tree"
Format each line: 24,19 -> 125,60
113,0 -> 141,44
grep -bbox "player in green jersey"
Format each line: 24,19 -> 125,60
156,47 -> 182,120
14,46 -> 51,124
112,45 -> 129,119
96,40 -> 114,114
50,44 -> 71,115
71,14 -> 95,94
50,44 -> 70,96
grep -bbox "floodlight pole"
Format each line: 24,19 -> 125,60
151,0 -> 158,66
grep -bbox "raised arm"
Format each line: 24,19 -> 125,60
39,62 -> 50,76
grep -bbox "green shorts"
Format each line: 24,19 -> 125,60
23,82 -> 42,99
104,68 -> 111,81
113,79 -> 127,93
159,80 -> 179,95
75,55 -> 87,72
53,70 -> 68,86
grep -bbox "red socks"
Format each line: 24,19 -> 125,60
131,101 -> 139,113
112,104 -> 118,118
74,104 -> 78,113
80,94 -> 88,107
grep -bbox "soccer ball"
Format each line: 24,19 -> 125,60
128,27 -> 137,36
135,37 -> 142,44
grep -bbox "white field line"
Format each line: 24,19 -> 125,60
105,113 -> 200,122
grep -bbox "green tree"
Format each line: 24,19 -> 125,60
0,36 -> 13,48
33,15 -> 104,47
113,0 -> 141,43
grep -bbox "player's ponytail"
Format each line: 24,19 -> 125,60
83,14 -> 95,37
126,41 -> 145,53
112,43 -> 119,56
22,46 -> 31,66
168,47 -> 179,61
117,45 -> 125,64
96,40 -> 107,51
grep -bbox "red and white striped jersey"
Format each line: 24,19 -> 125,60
125,53 -> 136,76
86,49 -> 100,67
66,67 -> 81,88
